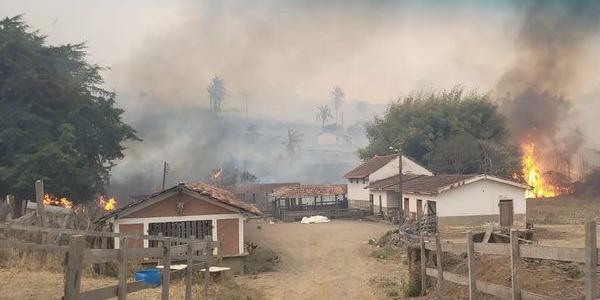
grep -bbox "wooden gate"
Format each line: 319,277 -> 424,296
498,199 -> 514,227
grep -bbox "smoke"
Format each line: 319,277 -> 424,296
498,0 -> 600,173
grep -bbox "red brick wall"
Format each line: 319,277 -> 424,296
124,193 -> 232,218
118,223 -> 144,248
217,219 -> 239,256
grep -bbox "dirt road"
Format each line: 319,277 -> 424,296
237,219 -> 402,300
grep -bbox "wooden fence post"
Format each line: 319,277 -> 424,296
162,238 -> 171,300
64,235 -> 85,300
35,180 -> 48,263
204,242 -> 212,299
185,242 -> 194,300
510,229 -> 521,300
585,221 -> 597,300
466,231 -> 476,300
118,237 -> 128,300
420,232 -> 427,296
435,233 -> 443,299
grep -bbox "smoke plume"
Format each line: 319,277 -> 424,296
498,0 -> 600,173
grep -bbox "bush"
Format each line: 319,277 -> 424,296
243,248 -> 279,274
369,276 -> 400,299
370,245 -> 400,260
402,280 -> 421,297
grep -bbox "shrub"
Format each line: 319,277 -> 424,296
370,245 -> 400,260
243,248 -> 279,275
402,280 -> 421,297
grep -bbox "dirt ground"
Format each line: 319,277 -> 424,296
237,219 -> 402,300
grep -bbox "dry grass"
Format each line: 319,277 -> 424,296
0,267 -> 264,300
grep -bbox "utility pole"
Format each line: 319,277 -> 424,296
398,153 -> 403,225
162,161 -> 169,190
390,146 -> 403,225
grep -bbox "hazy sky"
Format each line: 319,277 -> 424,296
2,0 -> 599,145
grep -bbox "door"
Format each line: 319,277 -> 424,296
369,194 -> 374,213
404,198 -> 410,217
499,199 -> 514,227
426,201 -> 436,216
416,200 -> 423,219
378,195 -> 383,215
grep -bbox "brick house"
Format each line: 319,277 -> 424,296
101,182 -> 260,272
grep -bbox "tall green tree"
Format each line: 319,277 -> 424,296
0,16 -> 139,201
358,86 -> 518,177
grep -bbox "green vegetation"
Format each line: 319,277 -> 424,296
370,245 -> 400,260
358,86 -> 519,177
369,276 -> 400,299
243,248 -> 279,275
0,16 -> 139,201
402,280 -> 421,297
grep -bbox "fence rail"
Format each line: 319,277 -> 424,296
0,223 -> 219,300
420,221 -> 598,300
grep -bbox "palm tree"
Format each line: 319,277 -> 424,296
207,75 -> 226,114
316,105 -> 333,129
283,128 -> 302,157
331,86 -> 345,126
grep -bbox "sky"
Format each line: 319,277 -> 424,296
2,0 -> 600,194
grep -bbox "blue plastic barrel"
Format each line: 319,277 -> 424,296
134,268 -> 162,286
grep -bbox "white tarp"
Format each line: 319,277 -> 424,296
300,215 -> 330,224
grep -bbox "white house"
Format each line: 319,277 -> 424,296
343,154 -> 433,212
375,174 -> 529,227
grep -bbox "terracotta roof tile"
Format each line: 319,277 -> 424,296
233,182 -> 300,194
384,175 -> 475,194
272,184 -> 347,198
99,182 -> 261,222
344,154 -> 399,179
365,174 -> 423,190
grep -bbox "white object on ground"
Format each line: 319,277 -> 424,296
156,264 -> 187,270
300,215 -> 330,224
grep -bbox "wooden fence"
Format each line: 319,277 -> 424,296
0,223 -> 221,300
419,221 -> 598,300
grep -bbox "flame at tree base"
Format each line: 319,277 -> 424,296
521,143 -> 558,198
43,194 -> 73,208
98,195 -> 117,211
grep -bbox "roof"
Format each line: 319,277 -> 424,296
234,182 -> 300,195
343,154 -> 399,179
365,174 -> 423,190
272,184 -> 347,198
382,174 -> 529,194
98,182 -> 261,222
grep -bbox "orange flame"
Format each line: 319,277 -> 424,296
98,195 -> 117,211
43,194 -> 73,208
521,143 -> 557,198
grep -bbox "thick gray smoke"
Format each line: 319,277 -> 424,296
498,0 -> 600,174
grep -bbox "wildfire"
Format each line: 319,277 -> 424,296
43,194 -> 73,208
98,195 -> 117,211
521,143 -> 557,198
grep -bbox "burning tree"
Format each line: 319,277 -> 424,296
0,16 -> 139,202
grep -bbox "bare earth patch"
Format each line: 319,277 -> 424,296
237,219 -> 403,299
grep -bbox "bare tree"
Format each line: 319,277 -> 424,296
316,105 -> 333,129
282,128 -> 302,157
207,75 -> 226,114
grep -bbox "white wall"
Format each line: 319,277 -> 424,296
370,156 -> 433,182
402,179 -> 526,217
347,180 -> 369,201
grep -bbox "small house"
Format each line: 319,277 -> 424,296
270,184 -> 348,221
375,174 -> 529,227
233,182 -> 300,211
343,154 -> 433,212
100,182 -> 261,273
